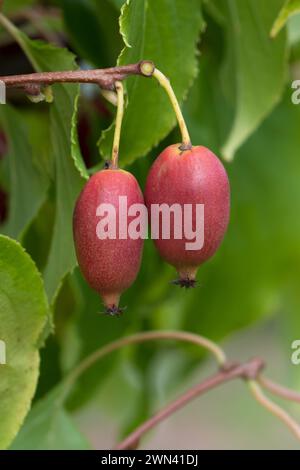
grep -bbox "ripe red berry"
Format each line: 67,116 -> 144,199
144,144 -> 230,287
73,168 -> 144,314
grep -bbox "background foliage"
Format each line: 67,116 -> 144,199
0,0 -> 300,449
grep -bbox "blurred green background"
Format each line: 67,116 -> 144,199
0,0 -> 300,450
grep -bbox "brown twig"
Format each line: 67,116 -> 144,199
0,60 -> 155,91
115,358 -> 265,450
116,361 -> 300,450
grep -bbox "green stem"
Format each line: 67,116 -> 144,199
111,80 -> 124,169
143,65 -> 191,148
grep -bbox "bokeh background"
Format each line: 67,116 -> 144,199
0,0 -> 300,450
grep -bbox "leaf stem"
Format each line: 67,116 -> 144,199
149,67 -> 191,148
111,81 -> 124,168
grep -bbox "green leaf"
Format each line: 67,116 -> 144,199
0,15 -> 88,301
220,0 -> 287,161
99,0 -> 204,165
59,0 -> 122,67
0,235 -> 48,449
0,105 -> 49,239
107,0 -> 125,9
271,0 -> 300,37
11,386 -> 90,450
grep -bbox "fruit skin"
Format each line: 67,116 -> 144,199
73,169 -> 144,313
144,144 -> 230,285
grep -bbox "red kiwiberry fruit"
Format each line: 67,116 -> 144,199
144,144 -> 230,287
73,168 -> 144,314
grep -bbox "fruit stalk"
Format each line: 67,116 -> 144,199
111,81 -> 124,169
148,66 -> 191,148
